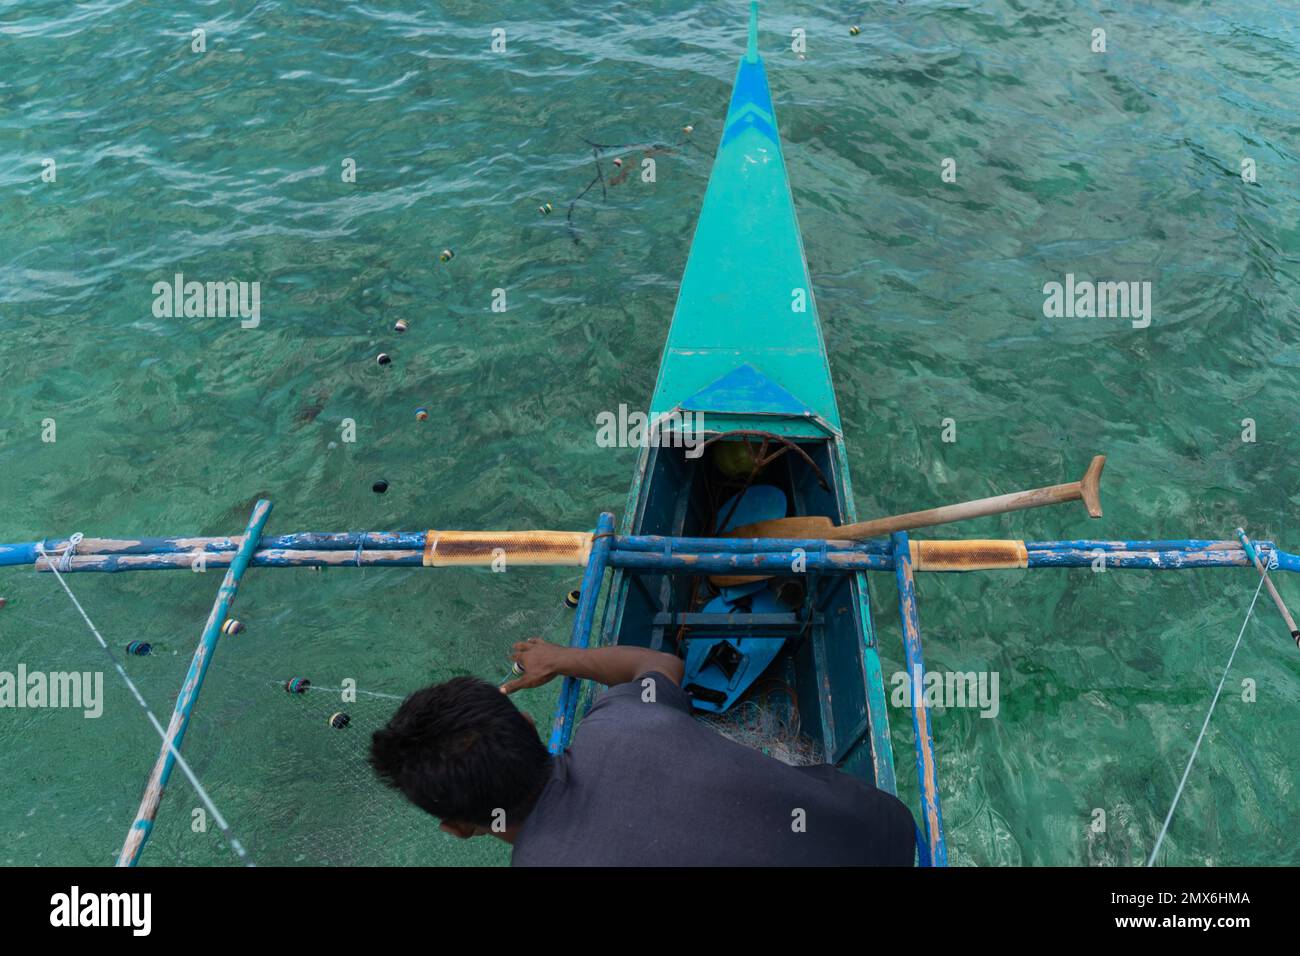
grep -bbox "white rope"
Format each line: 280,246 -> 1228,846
1146,574 -> 1266,866
267,680 -> 404,701
37,546 -> 254,866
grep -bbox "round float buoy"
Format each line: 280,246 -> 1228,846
538,202 -> 553,215
328,712 -> 351,729
284,677 -> 311,694
439,248 -> 455,263
565,588 -> 581,608
415,407 -> 429,421
221,619 -> 244,636
126,641 -> 152,657
372,479 -> 389,494
849,25 -> 861,36
393,319 -> 408,333
712,440 -> 757,479
376,352 -> 392,366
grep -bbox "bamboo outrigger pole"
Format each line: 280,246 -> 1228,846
1237,529 -> 1300,651
117,500 -> 272,867
5,532 -> 1297,575
547,512 -> 616,753
892,532 -> 948,866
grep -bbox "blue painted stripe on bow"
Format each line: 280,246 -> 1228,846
722,59 -> 777,146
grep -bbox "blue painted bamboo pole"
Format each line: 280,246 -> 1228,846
547,512 -> 615,754
27,530 -> 426,557
0,540 -> 39,566
610,550 -> 894,573
0,531 -> 424,566
27,548 -> 423,573
1026,539 -> 1252,551
892,531 -> 948,867
5,533 -> 1264,567
611,546 -> 1283,574
614,534 -> 890,554
117,500 -> 272,867
21,544 -> 1284,575
5,531 -> 1298,575
1237,529 -> 1300,651
1026,547 -> 1257,571
2,531 -> 885,566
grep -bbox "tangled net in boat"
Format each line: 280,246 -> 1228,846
696,695 -> 823,767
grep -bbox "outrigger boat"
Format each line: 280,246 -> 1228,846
2,3 -> 1296,868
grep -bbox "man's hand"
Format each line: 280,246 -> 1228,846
501,637 -> 568,694
500,640 -> 684,694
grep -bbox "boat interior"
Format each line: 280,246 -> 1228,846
601,434 -> 885,783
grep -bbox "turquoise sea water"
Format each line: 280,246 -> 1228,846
1,0 -> 1297,866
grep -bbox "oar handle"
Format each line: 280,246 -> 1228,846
835,455 -> 1106,540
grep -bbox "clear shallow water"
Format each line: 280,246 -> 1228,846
1,0 -> 1297,866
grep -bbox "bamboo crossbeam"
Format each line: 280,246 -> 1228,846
33,531 -> 426,557
1025,538 -> 1252,551
614,534 -> 883,554
1025,546 -> 1254,571
9,534 -> 1297,575
117,500 -> 272,867
32,548 -> 422,573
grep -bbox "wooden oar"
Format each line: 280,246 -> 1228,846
727,455 -> 1105,541
707,456 -> 1104,585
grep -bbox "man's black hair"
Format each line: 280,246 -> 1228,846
370,676 -> 551,827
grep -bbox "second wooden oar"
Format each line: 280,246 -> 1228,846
728,455 -> 1106,541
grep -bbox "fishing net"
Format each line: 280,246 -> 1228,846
0,564 -> 542,868
695,691 -> 823,767
131,661 -> 513,867
216,676 -> 449,867
5,557 -> 823,867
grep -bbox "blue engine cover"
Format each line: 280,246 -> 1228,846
682,591 -> 786,713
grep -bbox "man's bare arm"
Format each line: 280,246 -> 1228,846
500,639 -> 684,694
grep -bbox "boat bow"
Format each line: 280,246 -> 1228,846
651,2 -> 839,440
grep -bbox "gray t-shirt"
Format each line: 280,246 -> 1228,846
511,673 -> 917,866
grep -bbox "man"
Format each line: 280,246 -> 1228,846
370,638 -> 917,865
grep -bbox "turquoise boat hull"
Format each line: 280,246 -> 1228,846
588,4 -> 896,792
